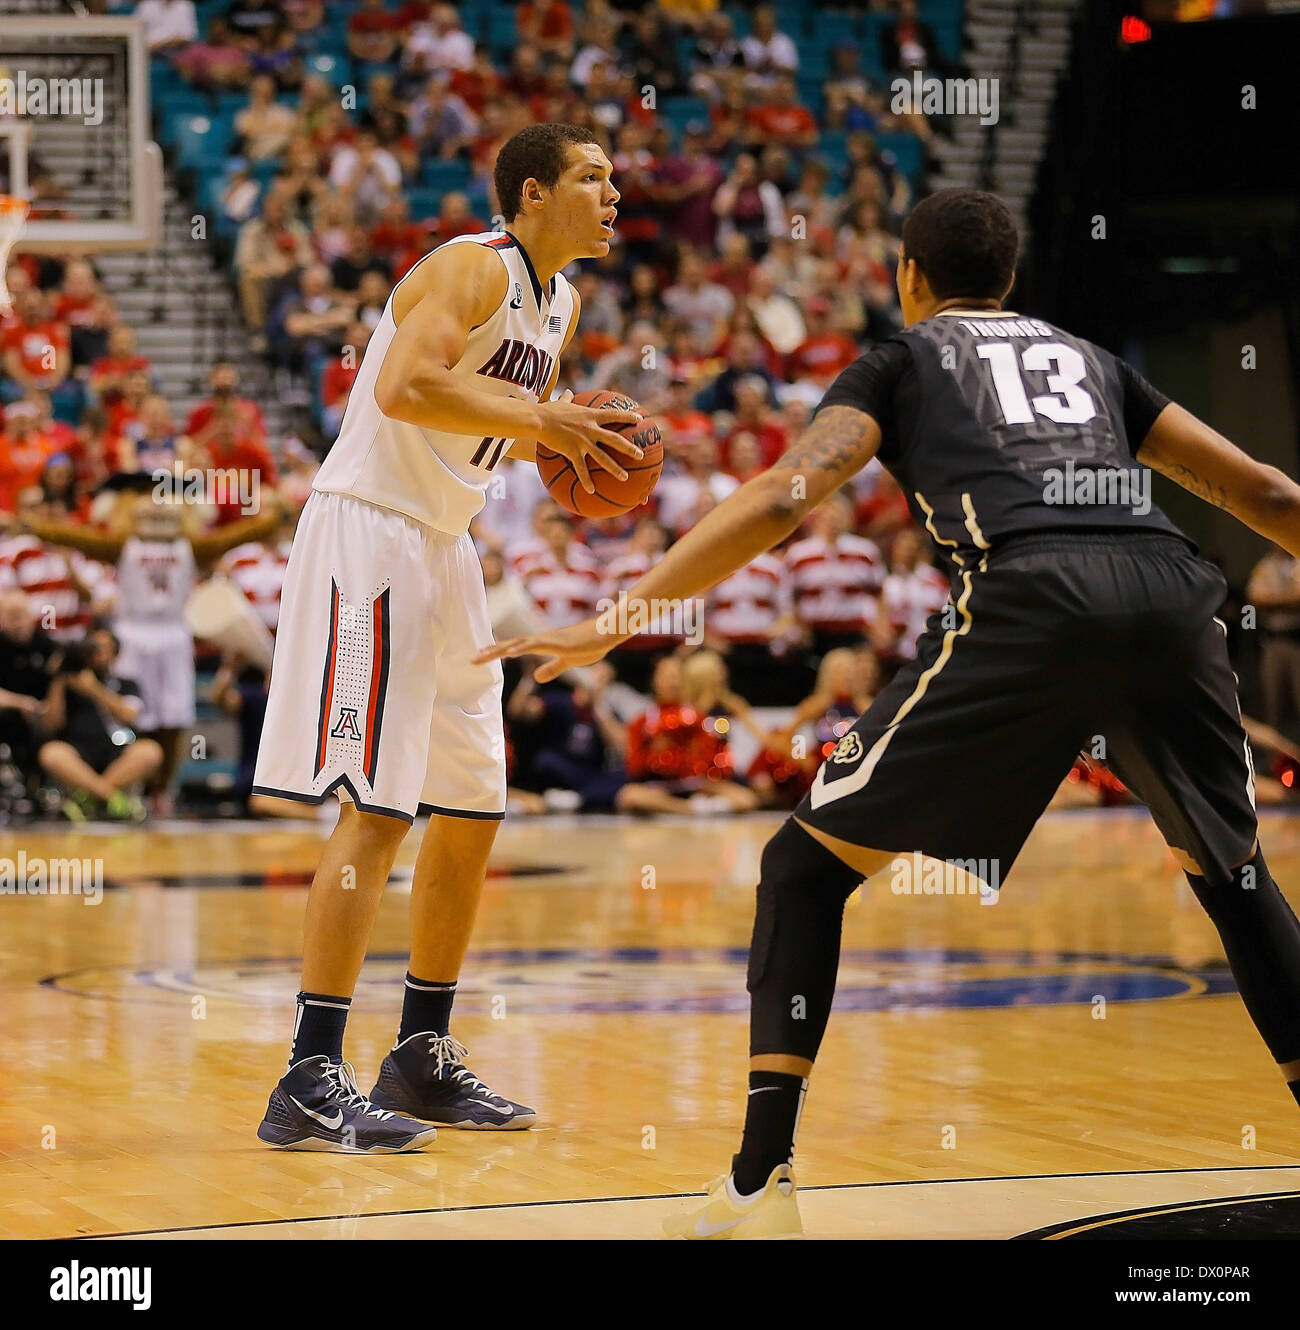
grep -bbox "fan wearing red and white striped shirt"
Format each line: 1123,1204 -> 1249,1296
867,526 -> 947,670
873,525 -> 950,667
219,536 -> 292,634
785,492 -> 884,656
516,506 -> 602,628
602,516 -> 684,689
504,498 -> 566,582
707,550 -> 810,705
0,494 -> 115,641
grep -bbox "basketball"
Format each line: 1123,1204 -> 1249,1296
537,390 -> 663,518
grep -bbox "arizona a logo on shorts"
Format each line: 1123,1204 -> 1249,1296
329,706 -> 364,743
830,732 -> 864,765
313,579 -> 392,791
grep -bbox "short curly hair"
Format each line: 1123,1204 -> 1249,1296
900,189 -> 1019,301
493,123 -> 600,222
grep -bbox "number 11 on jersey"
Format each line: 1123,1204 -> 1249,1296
470,435 -> 511,470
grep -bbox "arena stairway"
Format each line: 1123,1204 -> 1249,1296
927,0 -> 1082,243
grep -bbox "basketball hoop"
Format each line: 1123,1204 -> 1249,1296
0,196 -> 30,313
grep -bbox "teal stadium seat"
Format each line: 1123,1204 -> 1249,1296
174,112 -> 236,172
661,96 -> 710,139
875,131 -> 925,187
487,7 -> 517,58
420,159 -> 471,191
405,186 -> 446,219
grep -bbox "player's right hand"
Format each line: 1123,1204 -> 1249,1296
535,388 -> 643,494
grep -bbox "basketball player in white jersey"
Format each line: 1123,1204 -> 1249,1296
253,124 -> 641,1152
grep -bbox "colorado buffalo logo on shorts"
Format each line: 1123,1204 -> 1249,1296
830,733 -> 864,764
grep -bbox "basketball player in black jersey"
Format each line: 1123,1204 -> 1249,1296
478,189 -> 1300,1238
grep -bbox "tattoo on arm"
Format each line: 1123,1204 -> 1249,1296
775,406 -> 875,478
761,406 -> 879,522
1160,461 -> 1234,513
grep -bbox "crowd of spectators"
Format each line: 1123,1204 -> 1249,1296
8,0 -> 1206,824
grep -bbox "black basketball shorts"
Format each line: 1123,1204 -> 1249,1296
796,532 -> 1258,889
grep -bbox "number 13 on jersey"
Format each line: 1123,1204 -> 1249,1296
978,341 -> 1097,425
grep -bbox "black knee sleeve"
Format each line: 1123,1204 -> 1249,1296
748,819 -> 866,1061
1186,848 -> 1300,1064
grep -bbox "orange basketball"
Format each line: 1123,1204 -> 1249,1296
536,389 -> 663,518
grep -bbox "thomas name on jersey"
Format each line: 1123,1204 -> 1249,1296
954,318 -> 1054,338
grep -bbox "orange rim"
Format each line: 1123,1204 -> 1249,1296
0,197 -> 29,213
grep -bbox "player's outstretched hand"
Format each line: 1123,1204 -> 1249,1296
474,616 -> 616,683
534,388 -> 643,494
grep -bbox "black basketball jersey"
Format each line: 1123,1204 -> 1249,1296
817,310 -> 1189,573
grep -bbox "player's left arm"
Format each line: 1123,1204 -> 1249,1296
507,288 -> 583,464
474,405 -> 882,679
1137,404 -> 1300,559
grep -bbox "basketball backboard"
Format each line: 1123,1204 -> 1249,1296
0,14 -> 162,252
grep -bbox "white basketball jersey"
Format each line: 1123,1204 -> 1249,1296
313,231 -> 577,536
114,537 -> 195,625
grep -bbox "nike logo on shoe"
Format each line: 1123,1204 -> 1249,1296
291,1097 -> 344,1129
693,1213 -> 751,1238
469,1098 -> 514,1115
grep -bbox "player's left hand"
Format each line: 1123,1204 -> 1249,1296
473,616 -> 619,683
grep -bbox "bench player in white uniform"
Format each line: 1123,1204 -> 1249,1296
253,124 -> 641,1152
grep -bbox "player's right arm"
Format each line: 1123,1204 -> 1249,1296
372,244 -> 641,490
1137,404 -> 1300,560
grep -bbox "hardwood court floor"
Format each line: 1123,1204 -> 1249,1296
3,807 -> 1300,1240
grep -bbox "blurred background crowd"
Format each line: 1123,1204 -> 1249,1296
2,0 -> 1297,824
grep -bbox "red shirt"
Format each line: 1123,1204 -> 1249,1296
53,292 -> 106,328
205,435 -> 280,524
321,357 -> 358,408
207,436 -> 278,484
723,422 -> 787,469
747,104 -> 817,141
449,65 -> 502,113
90,354 -> 151,391
789,333 -> 859,386
3,321 -> 70,379
348,9 -> 401,34
626,703 -> 733,783
0,429 -> 59,511
661,408 -> 714,449
517,1 -> 574,41
370,219 -> 427,259
707,260 -> 755,300
185,397 -> 267,443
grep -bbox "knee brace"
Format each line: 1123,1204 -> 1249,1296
747,820 -> 867,1060
1186,849 -> 1300,1064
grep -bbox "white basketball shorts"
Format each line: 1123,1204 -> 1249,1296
252,491 -> 505,824
114,624 -> 197,731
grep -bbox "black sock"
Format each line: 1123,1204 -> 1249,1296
397,973 -> 457,1042
1185,849 -> 1300,1066
731,1071 -> 807,1196
290,990 -> 350,1067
